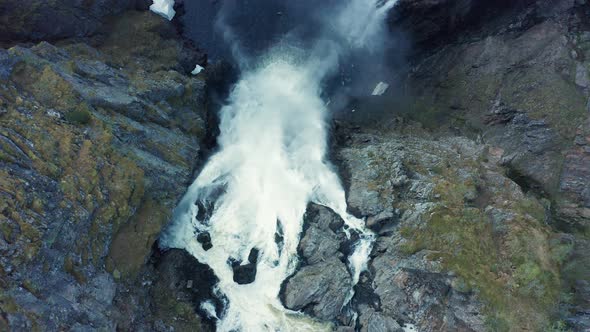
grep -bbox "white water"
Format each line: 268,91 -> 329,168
160,0 -> 396,331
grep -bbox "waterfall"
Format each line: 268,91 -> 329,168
160,1 -> 396,330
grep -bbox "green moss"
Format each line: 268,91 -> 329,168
0,222 -> 13,242
502,67 -> 587,140
549,238 -> 574,266
485,316 -> 510,332
63,255 -> 86,284
64,109 -> 91,125
401,205 -> 560,330
21,279 -> 41,298
0,294 -> 19,313
107,199 -> 169,279
151,276 -> 205,331
399,156 -> 562,331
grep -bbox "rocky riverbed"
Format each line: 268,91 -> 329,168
1,0 -> 589,331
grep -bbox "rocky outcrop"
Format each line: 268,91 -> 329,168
381,2 -> 590,328
393,0 -> 589,227
282,204 -> 352,323
0,10 -> 210,331
334,121 -> 568,331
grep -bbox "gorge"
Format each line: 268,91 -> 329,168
0,0 -> 589,331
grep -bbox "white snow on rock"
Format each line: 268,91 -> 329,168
371,81 -> 389,96
403,323 -> 417,332
191,64 -> 205,75
150,0 -> 175,21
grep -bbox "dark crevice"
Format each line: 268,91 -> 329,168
148,243 -> 222,331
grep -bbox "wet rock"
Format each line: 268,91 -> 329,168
283,257 -> 352,321
232,248 -> 259,285
148,249 -> 218,331
283,204 -> 355,323
197,232 -> 213,251
366,209 -> 399,234
357,304 -> 403,332
232,263 -> 257,285
299,204 -> 345,264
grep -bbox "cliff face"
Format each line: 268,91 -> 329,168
329,0 -> 590,330
0,9 -> 212,331
286,0 -> 589,330
1,0 -> 589,331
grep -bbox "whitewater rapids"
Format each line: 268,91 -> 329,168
160,0 -> 396,331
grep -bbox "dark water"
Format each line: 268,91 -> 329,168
181,0 -> 339,61
181,0 -> 409,124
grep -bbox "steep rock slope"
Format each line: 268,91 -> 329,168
285,0 -> 589,330
0,10 -> 209,331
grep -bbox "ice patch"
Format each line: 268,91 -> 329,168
191,64 -> 205,75
371,81 -> 389,95
150,0 -> 175,21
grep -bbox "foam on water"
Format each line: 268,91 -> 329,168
160,0 -> 396,330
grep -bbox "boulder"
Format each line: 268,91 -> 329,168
283,257 -> 352,321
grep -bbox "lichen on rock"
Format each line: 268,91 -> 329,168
0,9 -> 208,330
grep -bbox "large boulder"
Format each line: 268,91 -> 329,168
282,204 -> 351,323
283,257 -> 352,322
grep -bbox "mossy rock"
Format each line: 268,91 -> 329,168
64,109 -> 91,125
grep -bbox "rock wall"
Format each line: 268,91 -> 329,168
0,9 -> 211,331
1,0 -> 589,331
286,0 -> 588,331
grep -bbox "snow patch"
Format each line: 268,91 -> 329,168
371,81 -> 389,96
403,323 -> 417,332
191,64 -> 205,75
150,0 -> 175,21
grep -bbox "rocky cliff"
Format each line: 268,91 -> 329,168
284,0 -> 589,330
1,0 -> 589,331
0,7 -> 213,331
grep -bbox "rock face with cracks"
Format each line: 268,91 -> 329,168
0,9 -> 210,331
282,204 -> 352,323
1,0 -> 590,331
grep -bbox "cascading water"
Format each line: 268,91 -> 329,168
160,0 -> 396,330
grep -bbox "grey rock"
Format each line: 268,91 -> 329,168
299,204 -> 345,264
283,257 -> 352,321
0,49 -> 16,79
366,209 -> 398,233
0,11 -> 209,332
358,304 -> 403,332
576,63 -> 590,89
